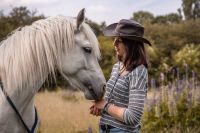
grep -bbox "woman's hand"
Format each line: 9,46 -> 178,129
89,99 -> 107,116
93,99 -> 107,110
90,104 -> 101,116
91,99 -> 126,122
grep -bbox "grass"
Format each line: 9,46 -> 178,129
35,89 -> 99,133
35,84 -> 200,133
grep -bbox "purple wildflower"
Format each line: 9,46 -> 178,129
160,73 -> 165,82
192,70 -> 196,89
88,125 -> 93,133
176,67 -> 179,80
150,78 -> 156,89
187,92 -> 193,107
184,63 -> 188,82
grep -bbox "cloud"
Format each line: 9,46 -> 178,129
119,0 -> 158,10
19,0 -> 59,5
0,0 -> 60,6
88,5 -> 109,13
0,0 -> 15,6
140,0 -> 182,15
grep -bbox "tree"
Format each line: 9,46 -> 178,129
85,18 -> 101,36
174,44 -> 200,77
193,0 -> 200,19
182,0 -> 200,20
0,11 -> 9,40
182,0 -> 194,20
0,6 -> 45,41
99,21 -> 106,35
8,6 -> 45,27
132,11 -> 154,24
166,13 -> 182,23
152,13 -> 182,24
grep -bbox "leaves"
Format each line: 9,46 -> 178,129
0,6 -> 44,41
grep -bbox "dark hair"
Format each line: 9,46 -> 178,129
121,38 -> 148,71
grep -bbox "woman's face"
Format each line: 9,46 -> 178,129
113,37 -> 126,61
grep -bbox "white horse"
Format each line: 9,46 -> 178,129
0,9 -> 106,133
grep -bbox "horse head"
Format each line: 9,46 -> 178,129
59,9 -> 106,100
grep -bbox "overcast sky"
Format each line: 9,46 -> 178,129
0,0 -> 182,24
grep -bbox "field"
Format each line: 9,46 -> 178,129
35,89 -> 99,133
35,79 -> 200,133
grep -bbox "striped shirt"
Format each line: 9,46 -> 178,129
100,62 -> 148,132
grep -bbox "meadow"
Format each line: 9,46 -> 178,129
35,90 -> 99,133
35,69 -> 200,133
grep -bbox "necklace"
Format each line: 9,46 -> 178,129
118,65 -> 126,76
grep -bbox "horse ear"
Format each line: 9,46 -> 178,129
76,8 -> 85,29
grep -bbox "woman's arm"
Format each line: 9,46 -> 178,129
123,66 -> 148,126
91,99 -> 125,122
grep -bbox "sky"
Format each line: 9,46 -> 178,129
0,0 -> 182,24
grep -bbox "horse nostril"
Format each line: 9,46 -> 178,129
88,85 -> 92,90
102,85 -> 106,92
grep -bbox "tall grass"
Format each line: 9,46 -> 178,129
35,90 -> 99,133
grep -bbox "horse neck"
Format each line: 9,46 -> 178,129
0,40 -> 51,132
4,70 -> 48,107
0,64 -> 48,110
0,70 -> 47,133
0,45 -> 48,117
0,89 -> 37,133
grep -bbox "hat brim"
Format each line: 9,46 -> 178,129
103,23 -> 151,46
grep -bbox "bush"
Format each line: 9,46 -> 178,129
142,68 -> 200,133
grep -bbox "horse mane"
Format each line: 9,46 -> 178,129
0,16 -> 100,91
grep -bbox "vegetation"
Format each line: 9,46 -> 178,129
35,73 -> 200,133
0,6 -> 44,42
142,66 -> 200,133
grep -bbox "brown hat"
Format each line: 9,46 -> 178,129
103,19 -> 151,46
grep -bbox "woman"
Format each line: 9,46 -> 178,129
90,19 -> 151,133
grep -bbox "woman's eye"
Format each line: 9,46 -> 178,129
83,47 -> 92,53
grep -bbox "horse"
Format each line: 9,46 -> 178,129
0,9 -> 106,133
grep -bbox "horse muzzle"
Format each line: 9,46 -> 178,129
84,83 -> 106,100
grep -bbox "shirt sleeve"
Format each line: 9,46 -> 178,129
123,66 -> 148,126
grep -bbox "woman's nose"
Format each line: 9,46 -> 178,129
113,41 -> 118,46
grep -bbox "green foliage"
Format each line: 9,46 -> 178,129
193,0 -> 200,19
0,6 -> 44,41
174,44 -> 200,77
182,0 -> 200,20
182,0 -> 194,20
144,19 -> 200,78
132,11 -> 154,24
176,19 -> 200,44
86,18 -> 106,36
132,10 -> 181,25
152,13 -> 182,24
98,36 -> 116,80
142,86 -> 200,133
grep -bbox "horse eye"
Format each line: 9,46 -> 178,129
83,47 -> 92,53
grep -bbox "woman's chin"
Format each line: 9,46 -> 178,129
116,52 -> 121,56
